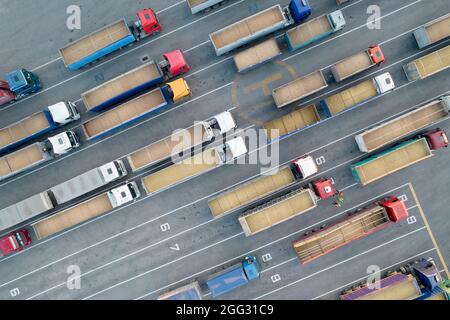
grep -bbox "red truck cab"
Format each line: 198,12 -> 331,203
136,9 -> 162,36
379,197 -> 409,222
0,230 -> 32,256
161,49 -> 191,78
424,129 -> 448,150
368,45 -> 385,65
312,178 -> 336,200
0,80 -> 15,106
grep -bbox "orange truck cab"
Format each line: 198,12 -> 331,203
368,44 -> 385,65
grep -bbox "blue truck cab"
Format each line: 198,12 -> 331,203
413,258 -> 450,300
6,69 -> 41,99
207,256 -> 261,298
288,0 -> 312,23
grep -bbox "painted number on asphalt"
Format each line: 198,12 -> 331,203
262,253 -> 272,263
271,274 -> 281,283
407,216 -> 417,225
398,194 -> 408,202
10,288 -> 20,297
160,223 -> 171,232
315,156 -> 326,166
94,73 -> 105,83
170,244 -> 180,251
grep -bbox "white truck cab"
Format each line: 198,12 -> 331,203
329,10 -> 346,31
293,155 -> 319,179
108,182 -> 141,208
47,101 -> 81,125
99,160 -> 128,183
211,111 -> 237,134
374,72 -> 396,94
217,136 -> 248,163
47,131 -> 80,155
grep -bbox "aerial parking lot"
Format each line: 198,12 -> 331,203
0,0 -> 449,301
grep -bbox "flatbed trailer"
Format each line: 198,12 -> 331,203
403,45 -> 450,81
233,39 -> 282,73
157,282 -> 203,300
413,13 -> 450,48
239,188 -> 317,236
187,0 -> 226,14
263,104 -> 321,141
272,70 -> 328,108
355,96 -> 450,152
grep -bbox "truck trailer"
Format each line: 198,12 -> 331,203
127,111 -> 237,172
81,50 -> 190,112
285,10 -> 346,51
141,137 -> 247,194
292,197 -> 409,264
0,131 -> 80,181
187,0 -> 227,14
239,178 -> 335,237
32,182 -> 140,240
413,13 -> 450,48
319,72 -> 395,118
233,38 -> 282,73
403,45 -> 450,81
351,129 -> 448,186
208,155 -> 318,218
82,80 -> 191,141
331,45 -> 385,82
157,282 -> 203,300
355,96 -> 450,153
340,258 -> 450,300
0,69 -> 41,106
0,101 -> 80,154
209,0 -> 312,56
207,256 -> 261,297
273,70 -> 328,108
60,9 -> 162,70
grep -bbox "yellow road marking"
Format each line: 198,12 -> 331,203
244,73 -> 283,97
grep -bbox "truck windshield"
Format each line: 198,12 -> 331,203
67,133 -> 76,146
14,233 -> 25,247
25,72 -> 33,84
128,185 -> 137,199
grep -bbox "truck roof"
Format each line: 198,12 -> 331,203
163,49 -> 188,76
224,136 -> 247,159
207,264 -> 248,297
380,197 -> 409,222
293,155 -> 318,178
212,111 -> 236,134
0,234 -> 18,254
5,70 -> 27,92
425,129 -> 448,150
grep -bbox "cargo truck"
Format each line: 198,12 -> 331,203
331,45 -> 385,82
187,0 -> 227,14
127,111 -> 237,172
233,38 -> 282,73
273,70 -> 328,108
340,258 -> 450,300
239,178 -> 335,237
0,230 -> 32,256
209,0 -> 312,56
292,197 -> 409,264
355,96 -> 450,153
207,256 -> 261,297
141,136 -> 247,194
158,282 -> 203,300
60,9 -> 162,70
285,10 -> 346,51
0,101 -> 80,154
403,45 -> 450,81
0,69 -> 41,106
208,155 -> 318,218
0,131 -> 80,181
82,50 -> 190,112
413,13 -> 450,48
32,182 -> 140,240
82,79 -> 191,141
351,129 -> 448,186
319,72 -> 395,118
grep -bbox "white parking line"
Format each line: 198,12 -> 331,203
311,247 -> 436,300
156,0 -> 186,14
253,226 -> 428,300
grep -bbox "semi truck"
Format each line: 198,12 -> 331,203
209,0 -> 312,56
208,155 -> 318,218
0,101 -> 80,154
239,178 -> 335,237
340,258 -> 450,300
82,50 -> 190,112
0,69 -> 41,106
292,197 -> 409,264
285,10 -> 346,51
141,136 -> 247,194
0,131 -> 80,181
157,282 -> 203,300
187,0 -> 227,14
0,160 -> 126,232
127,111 -> 237,172
331,45 -> 385,82
60,9 -> 162,70
355,96 -> 450,153
32,182 -> 140,240
233,38 -> 282,73
351,129 -> 448,186
273,70 -> 328,108
207,256 -> 261,297
403,45 -> 450,81
82,79 -> 191,140
413,13 -> 450,48
319,72 -> 395,118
